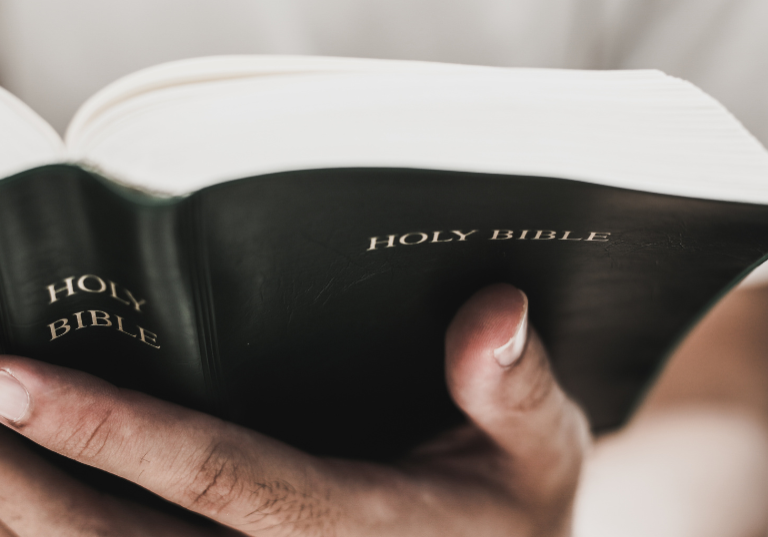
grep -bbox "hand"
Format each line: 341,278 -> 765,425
574,286 -> 768,537
0,284 -> 589,536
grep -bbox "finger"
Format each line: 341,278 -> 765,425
0,520 -> 18,537
0,426 -> 225,537
445,284 -> 590,507
0,360 -> 344,534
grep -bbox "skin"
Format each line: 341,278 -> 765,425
574,285 -> 768,537
3,283 -> 766,536
0,284 -> 590,537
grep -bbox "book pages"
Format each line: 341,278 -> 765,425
0,87 -> 64,178
63,58 -> 768,203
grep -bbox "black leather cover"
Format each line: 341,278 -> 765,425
2,164 -> 768,461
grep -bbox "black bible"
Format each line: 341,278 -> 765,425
1,56 -> 768,461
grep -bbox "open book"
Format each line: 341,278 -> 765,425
2,55 -> 768,460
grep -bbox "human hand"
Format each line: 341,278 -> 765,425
574,285 -> 768,537
0,284 -> 589,536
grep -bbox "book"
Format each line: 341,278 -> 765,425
2,55 -> 768,461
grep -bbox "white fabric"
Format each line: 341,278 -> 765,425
1,0 -> 766,147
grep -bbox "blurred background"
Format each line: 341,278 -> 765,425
0,0 -> 766,147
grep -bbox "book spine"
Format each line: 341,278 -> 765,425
0,165 -> 208,411
0,252 -> 13,355
180,194 -> 226,417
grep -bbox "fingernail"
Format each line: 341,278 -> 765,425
493,292 -> 529,367
0,370 -> 30,422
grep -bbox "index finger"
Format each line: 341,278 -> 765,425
0,357 -> 345,534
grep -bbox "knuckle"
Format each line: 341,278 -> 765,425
54,407 -> 120,462
182,441 -> 247,517
180,440 -> 340,535
241,479 -> 340,536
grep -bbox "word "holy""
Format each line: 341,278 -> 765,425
46,274 -> 146,312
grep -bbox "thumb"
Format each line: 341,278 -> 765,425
445,284 -> 590,507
